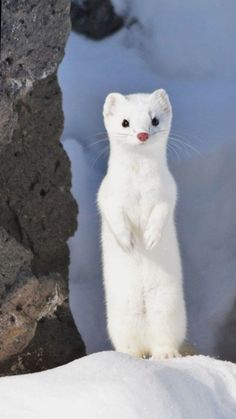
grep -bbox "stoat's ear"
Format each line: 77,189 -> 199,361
151,89 -> 171,113
103,93 -> 126,118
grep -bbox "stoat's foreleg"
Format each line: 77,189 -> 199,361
101,199 -> 134,252
143,202 -> 169,250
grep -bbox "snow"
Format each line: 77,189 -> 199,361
1,352 -> 236,418
58,1 -> 236,357
112,0 -> 236,80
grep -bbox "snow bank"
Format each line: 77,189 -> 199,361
112,0 -> 236,80
0,352 -> 236,419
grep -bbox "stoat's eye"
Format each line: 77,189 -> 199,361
152,117 -> 159,127
122,119 -> 129,128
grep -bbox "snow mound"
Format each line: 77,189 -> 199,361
1,352 -> 236,418
112,0 -> 236,80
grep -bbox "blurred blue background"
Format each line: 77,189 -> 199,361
58,0 -> 236,360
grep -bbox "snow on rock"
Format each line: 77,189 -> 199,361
0,352 -> 236,419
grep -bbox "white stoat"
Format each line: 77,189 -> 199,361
97,89 -> 186,360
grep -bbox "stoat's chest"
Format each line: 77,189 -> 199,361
120,163 -> 167,228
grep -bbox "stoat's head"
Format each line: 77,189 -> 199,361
103,89 -> 172,151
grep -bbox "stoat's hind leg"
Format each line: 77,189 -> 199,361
150,347 -> 181,361
145,279 -> 186,362
108,314 -> 147,359
115,345 -> 146,359
110,329 -> 147,359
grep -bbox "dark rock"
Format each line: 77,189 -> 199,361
0,91 -> 17,148
0,235 -> 67,363
217,298 -> 236,362
0,303 -> 86,376
0,228 -> 32,302
2,0 -> 71,92
0,75 -> 77,278
71,0 -> 124,40
0,0 -> 85,375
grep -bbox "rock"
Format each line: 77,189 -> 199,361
0,75 -> 77,278
180,341 -> 199,357
0,228 -> 32,302
217,298 -> 236,362
70,0 -> 124,40
0,233 -> 66,363
0,303 -> 85,376
0,0 -> 85,375
1,0 -> 71,91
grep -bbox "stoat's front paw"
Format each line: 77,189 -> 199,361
144,226 -> 162,250
116,230 -> 135,252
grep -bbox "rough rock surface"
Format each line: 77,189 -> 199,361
0,0 -> 85,375
0,303 -> 85,376
217,300 -> 236,363
70,0 -> 123,39
2,0 -> 70,89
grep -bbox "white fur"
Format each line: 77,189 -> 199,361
97,89 -> 186,359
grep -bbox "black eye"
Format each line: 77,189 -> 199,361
152,117 -> 159,127
122,119 -> 129,128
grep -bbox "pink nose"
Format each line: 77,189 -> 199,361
137,132 -> 149,142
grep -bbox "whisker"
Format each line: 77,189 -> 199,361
162,127 -> 203,158
92,146 -> 109,168
169,138 -> 190,158
171,128 -> 204,146
84,131 -> 107,141
157,129 -> 169,134
169,136 -> 201,156
167,143 -> 181,161
170,131 -> 202,152
170,132 -> 198,145
86,138 -> 109,149
86,133 -> 133,148
154,129 -> 196,155
169,138 -> 192,156
113,133 -> 133,137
